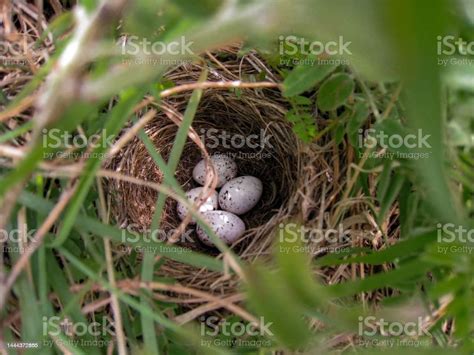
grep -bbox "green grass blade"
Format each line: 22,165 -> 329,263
140,70 -> 206,354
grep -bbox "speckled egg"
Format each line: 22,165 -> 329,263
196,210 -> 246,246
176,187 -> 218,224
192,154 -> 237,188
218,176 -> 263,215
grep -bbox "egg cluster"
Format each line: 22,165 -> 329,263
176,154 -> 263,247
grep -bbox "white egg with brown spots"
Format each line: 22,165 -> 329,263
196,211 -> 246,246
193,154 -> 237,188
218,176 -> 262,215
176,187 -> 218,224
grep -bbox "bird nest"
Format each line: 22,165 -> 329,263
105,46 -> 398,309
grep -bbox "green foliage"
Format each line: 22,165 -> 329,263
316,72 -> 354,111
285,96 -> 317,142
283,59 -> 336,97
280,59 -> 338,142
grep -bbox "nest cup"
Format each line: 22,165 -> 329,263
107,46 -> 342,299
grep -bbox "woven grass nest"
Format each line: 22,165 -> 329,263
106,46 -> 399,307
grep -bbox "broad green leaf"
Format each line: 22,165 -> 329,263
275,224 -> 325,309
377,166 -> 405,224
245,265 -> 311,349
283,59 -> 336,97
317,73 -> 354,111
347,100 -> 370,146
384,0 -> 461,225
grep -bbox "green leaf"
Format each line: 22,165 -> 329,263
275,224 -> 327,309
245,265 -> 311,349
172,0 -> 221,18
334,122 -> 345,144
317,73 -> 354,111
376,164 -> 405,224
384,0 -> 461,225
326,259 -> 431,298
347,100 -> 370,146
283,59 -> 336,97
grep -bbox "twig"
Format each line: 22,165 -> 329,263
71,279 -> 258,327
159,80 -> 281,98
97,178 -> 127,355
0,94 -> 37,122
107,109 -> 157,157
174,293 -> 246,325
